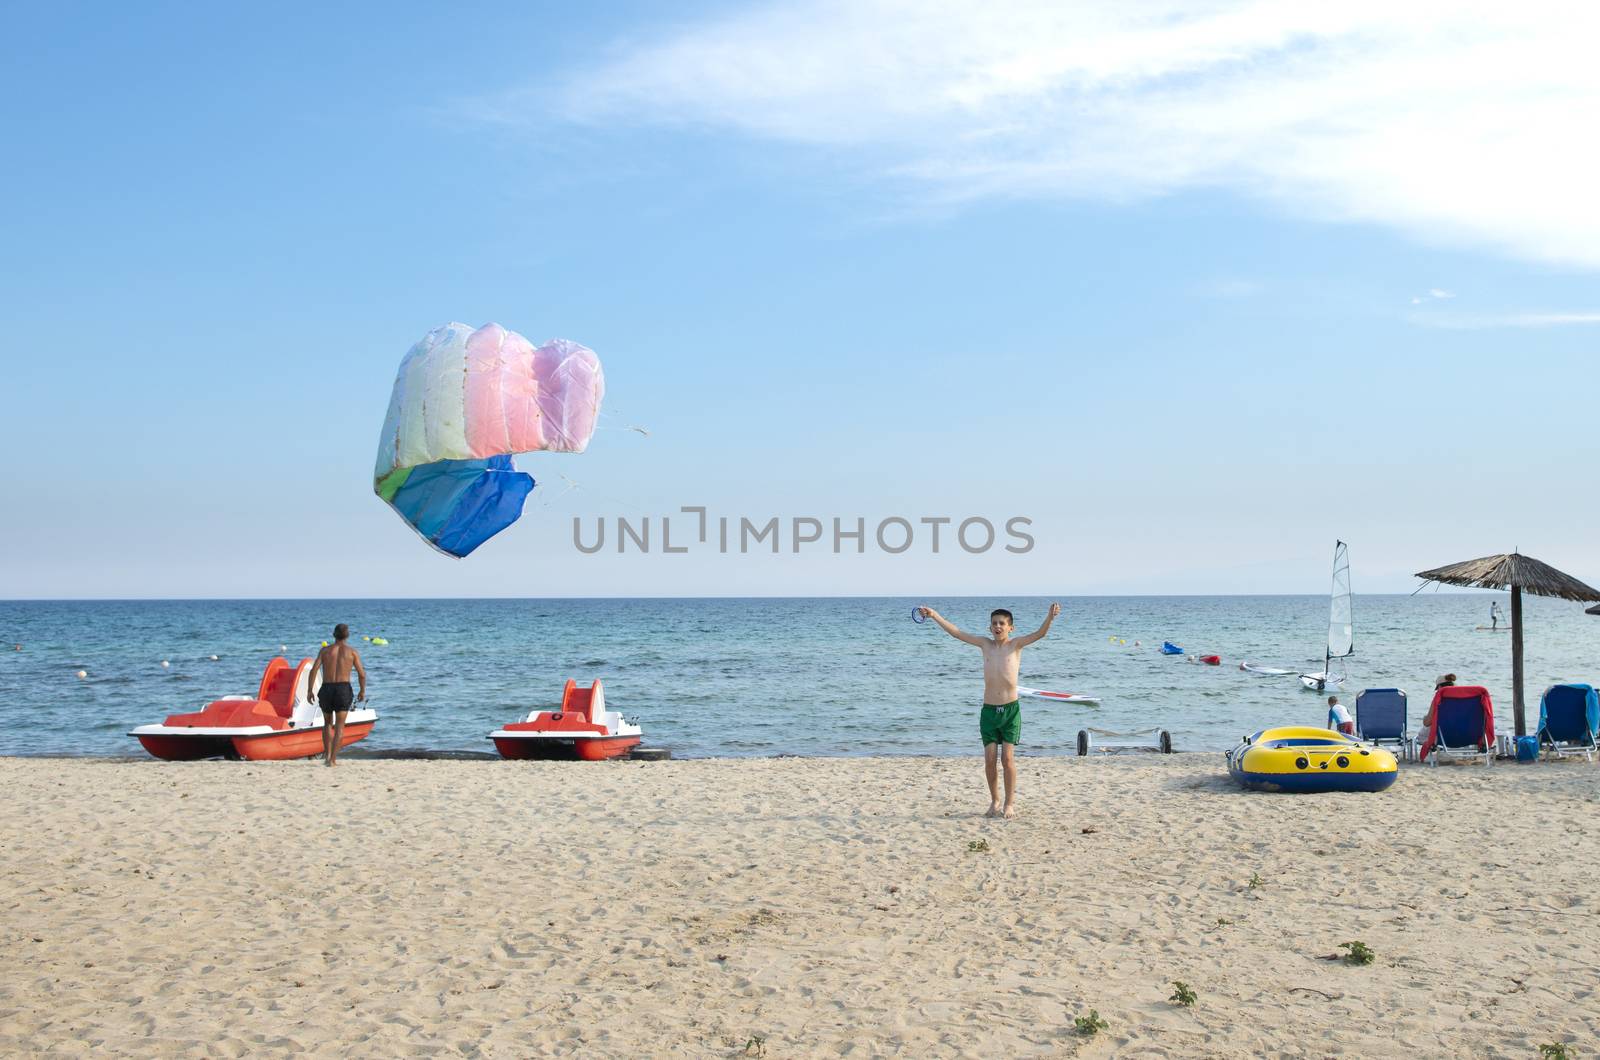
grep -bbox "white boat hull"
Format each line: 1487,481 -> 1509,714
1298,672 -> 1345,692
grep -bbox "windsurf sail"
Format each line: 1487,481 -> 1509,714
1328,540 -> 1353,662
1018,686 -> 1100,705
1240,662 -> 1297,677
1301,540 -> 1353,690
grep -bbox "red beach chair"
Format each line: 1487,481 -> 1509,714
1418,685 -> 1495,766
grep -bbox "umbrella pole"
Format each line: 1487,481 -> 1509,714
1511,585 -> 1525,737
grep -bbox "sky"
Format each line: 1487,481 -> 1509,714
3,1 -> 1598,598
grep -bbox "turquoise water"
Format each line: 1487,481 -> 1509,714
0,595 -> 1592,758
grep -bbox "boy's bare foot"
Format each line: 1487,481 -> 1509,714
985,803 -> 1001,818
1003,803 -> 1017,819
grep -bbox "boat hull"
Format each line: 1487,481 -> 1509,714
134,721 -> 375,762
1226,726 -> 1397,793
493,734 -> 642,761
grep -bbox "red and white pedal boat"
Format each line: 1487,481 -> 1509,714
130,656 -> 377,761
490,679 -> 642,761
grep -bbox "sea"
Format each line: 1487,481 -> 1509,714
1,595 -> 1591,759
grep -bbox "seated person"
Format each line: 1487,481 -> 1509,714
1421,673 -> 1458,728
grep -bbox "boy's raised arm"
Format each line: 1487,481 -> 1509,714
919,606 -> 986,647
1011,602 -> 1062,648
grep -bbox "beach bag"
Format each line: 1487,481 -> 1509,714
1515,735 -> 1539,762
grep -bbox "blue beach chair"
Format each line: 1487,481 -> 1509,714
1355,688 -> 1411,759
1537,684 -> 1600,762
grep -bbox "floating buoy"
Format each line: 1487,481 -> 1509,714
208,654 -> 220,661
321,640 -> 329,647
371,637 -> 388,646
280,644 -> 287,652
160,660 -> 170,668
76,670 -> 87,679
362,636 -> 371,642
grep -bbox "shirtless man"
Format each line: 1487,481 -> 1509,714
918,603 -> 1061,818
306,624 -> 367,767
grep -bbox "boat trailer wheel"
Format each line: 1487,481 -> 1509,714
1076,730 -> 1091,756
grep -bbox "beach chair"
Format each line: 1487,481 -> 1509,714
1536,683 -> 1600,762
1418,685 -> 1495,766
1355,688 -> 1411,759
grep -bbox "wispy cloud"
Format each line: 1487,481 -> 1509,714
1409,311 -> 1600,329
537,1 -> 1600,268
1410,288 -> 1455,305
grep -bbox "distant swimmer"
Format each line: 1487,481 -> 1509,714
917,602 -> 1061,820
1490,601 -> 1505,630
306,624 -> 368,768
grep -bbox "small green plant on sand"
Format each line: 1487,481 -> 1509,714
1075,1010 -> 1108,1036
1247,872 -> 1264,890
743,1034 -> 766,1057
1215,917 -> 1234,926
1537,1044 -> 1569,1060
967,839 -> 990,853
1169,981 -> 1197,1007
1339,941 -> 1375,966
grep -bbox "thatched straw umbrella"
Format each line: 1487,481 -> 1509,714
1415,553 -> 1600,736
1588,603 -> 1600,616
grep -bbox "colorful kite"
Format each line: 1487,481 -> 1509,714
374,322 -> 604,557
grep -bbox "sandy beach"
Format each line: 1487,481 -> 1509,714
1,754 -> 1596,1057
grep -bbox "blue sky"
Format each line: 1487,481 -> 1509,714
3,2 -> 1598,598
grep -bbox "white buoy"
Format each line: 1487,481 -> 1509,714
76,670 -> 87,679
209,654 -> 219,661
161,660 -> 170,669
280,644 -> 287,652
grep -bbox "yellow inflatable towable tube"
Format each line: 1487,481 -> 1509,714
1226,726 -> 1398,793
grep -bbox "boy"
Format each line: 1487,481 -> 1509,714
917,602 -> 1061,818
306,623 -> 368,767
1327,695 -> 1354,735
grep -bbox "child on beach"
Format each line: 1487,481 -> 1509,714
917,603 -> 1061,819
1327,695 -> 1354,735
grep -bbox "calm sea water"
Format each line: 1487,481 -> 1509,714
0,596 -> 1593,758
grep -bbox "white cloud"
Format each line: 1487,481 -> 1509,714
546,0 -> 1600,268
1411,288 -> 1455,304
1409,311 -> 1600,329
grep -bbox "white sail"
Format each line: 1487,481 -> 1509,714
1327,540 -> 1353,660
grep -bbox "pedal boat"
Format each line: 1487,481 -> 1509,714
130,656 -> 377,761
490,679 -> 642,761
1226,726 -> 1397,793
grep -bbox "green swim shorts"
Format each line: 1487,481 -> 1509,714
980,701 -> 1021,746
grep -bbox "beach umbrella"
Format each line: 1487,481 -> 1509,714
1415,553 -> 1600,737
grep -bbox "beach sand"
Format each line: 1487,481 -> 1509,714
1,755 -> 1596,1057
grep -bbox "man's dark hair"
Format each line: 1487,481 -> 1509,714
333,623 -> 350,641
990,609 -> 1013,625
